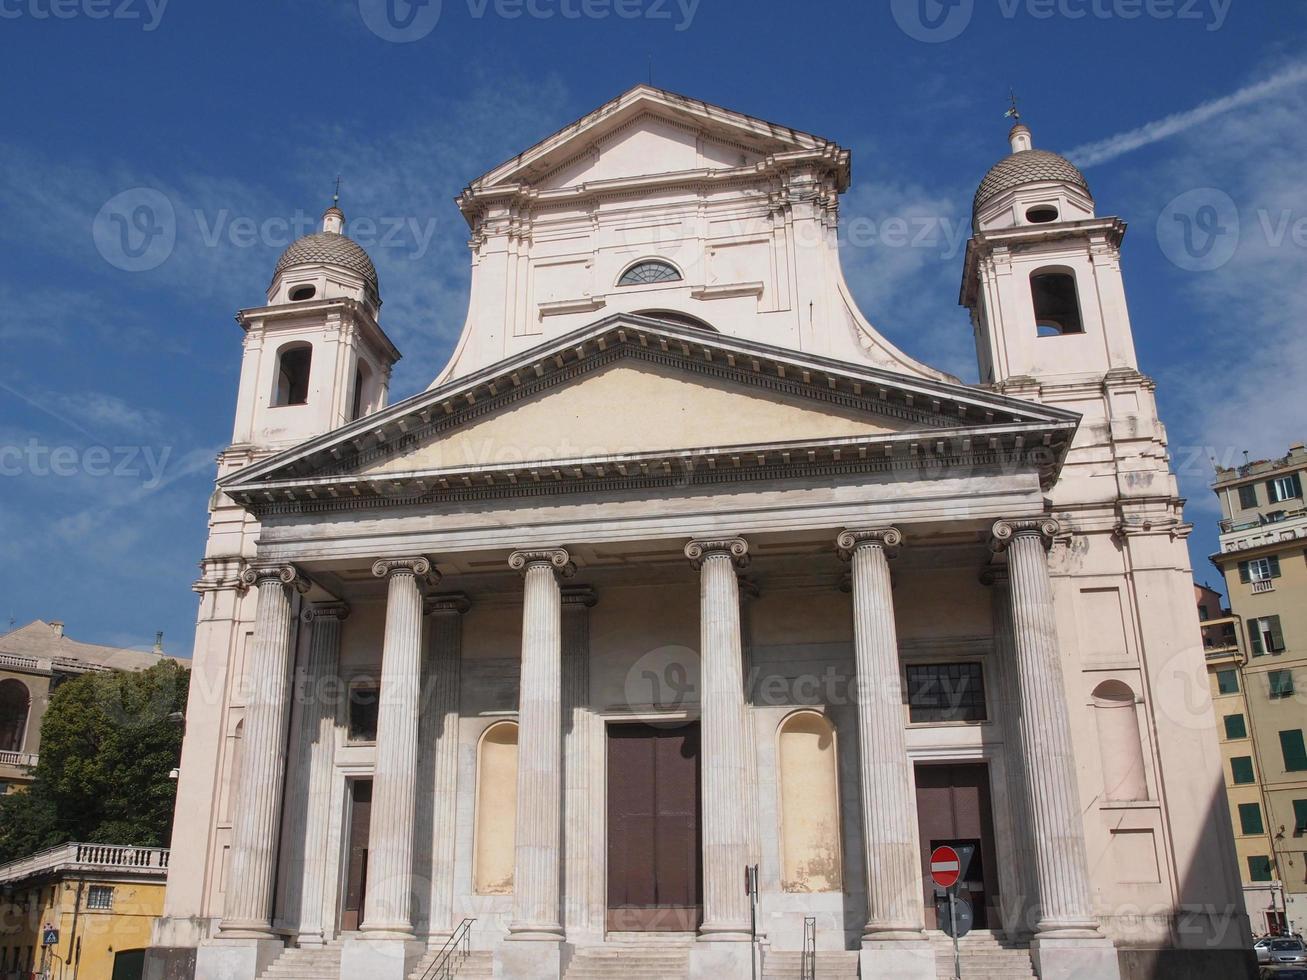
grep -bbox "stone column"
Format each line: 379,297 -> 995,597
362,557 -> 438,938
296,601 -> 350,945
991,520 -> 1119,980
507,549 -> 572,942
561,586 -> 598,939
684,538 -> 753,942
221,563 -> 309,938
837,528 -> 929,973
419,593 -> 469,939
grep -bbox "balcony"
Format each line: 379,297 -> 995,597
0,843 -> 170,886
0,750 -> 38,768
1252,579 -> 1276,594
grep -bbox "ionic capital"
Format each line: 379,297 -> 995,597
371,556 -> 440,591
302,601 -> 350,623
424,592 -> 472,616
508,548 -> 574,577
836,527 -> 903,560
990,518 -> 1060,553
240,562 -> 311,595
561,586 -> 598,608
684,536 -> 749,570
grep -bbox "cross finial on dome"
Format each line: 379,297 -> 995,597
1004,90 -> 1033,152
333,175 -> 341,207
323,176 -> 345,235
1005,89 -> 1022,124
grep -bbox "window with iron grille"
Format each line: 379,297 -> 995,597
86,886 -> 113,910
905,663 -> 986,723
617,260 -> 681,286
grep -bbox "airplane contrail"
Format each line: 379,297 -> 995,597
1064,62 -> 1307,168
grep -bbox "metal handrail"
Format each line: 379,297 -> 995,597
801,916 -> 816,980
420,917 -> 475,980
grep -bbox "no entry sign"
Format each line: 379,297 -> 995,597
930,845 -> 961,889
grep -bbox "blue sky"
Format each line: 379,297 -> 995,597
2,0 -> 1305,655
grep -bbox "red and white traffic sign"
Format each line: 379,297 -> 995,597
930,845 -> 961,889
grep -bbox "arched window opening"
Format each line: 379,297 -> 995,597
289,284 -> 317,302
473,721 -> 518,894
274,343 -> 312,407
0,679 -> 31,753
1026,205 -> 1059,224
618,260 -> 682,287
635,309 -> 717,332
351,360 -> 374,421
1031,270 -> 1084,337
777,711 -> 843,892
1091,681 -> 1148,802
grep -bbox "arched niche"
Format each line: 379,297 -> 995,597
1091,680 -> 1147,802
473,720 -> 519,895
777,710 -> 843,892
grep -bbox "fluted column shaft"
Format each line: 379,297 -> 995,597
839,529 -> 925,942
420,594 -> 469,937
222,563 -> 308,937
562,587 -> 598,937
509,549 -> 572,940
686,537 -> 752,939
297,601 -> 349,943
362,557 -> 436,938
993,519 -> 1098,935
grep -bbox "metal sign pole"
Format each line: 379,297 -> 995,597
950,888 -> 961,980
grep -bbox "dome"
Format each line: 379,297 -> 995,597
272,213 -> 378,292
973,128 -> 1092,222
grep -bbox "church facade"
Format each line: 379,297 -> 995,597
148,87 -> 1253,980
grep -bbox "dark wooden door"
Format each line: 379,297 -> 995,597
915,763 -> 1000,929
607,723 -> 701,931
341,778 -> 372,931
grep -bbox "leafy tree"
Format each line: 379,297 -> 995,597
0,660 -> 189,863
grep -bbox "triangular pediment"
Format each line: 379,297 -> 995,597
223,315 -> 1080,513
467,85 -> 848,194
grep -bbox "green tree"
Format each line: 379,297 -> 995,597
0,660 -> 189,863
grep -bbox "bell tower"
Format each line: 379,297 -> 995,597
960,122 -> 1138,389
226,203 -> 401,459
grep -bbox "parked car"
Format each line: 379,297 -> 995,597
1259,938 -> 1275,963
1265,939 -> 1307,966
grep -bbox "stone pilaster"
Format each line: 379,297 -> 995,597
362,557 -> 438,939
561,586 -> 598,938
991,520 -> 1119,980
837,529 -> 928,946
508,549 -> 573,942
221,563 -> 309,938
684,537 -> 753,941
418,592 -> 469,939
295,601 -> 349,944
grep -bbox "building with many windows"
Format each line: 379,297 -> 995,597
1211,444 -> 1307,933
146,87 -> 1252,980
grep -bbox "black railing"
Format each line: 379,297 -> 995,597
419,918 -> 475,980
801,916 -> 816,980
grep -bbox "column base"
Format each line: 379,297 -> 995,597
340,936 -> 423,980
858,938 -> 934,980
689,938 -> 755,980
496,937 -> 563,979
194,937 -> 284,980
1031,934 -> 1121,980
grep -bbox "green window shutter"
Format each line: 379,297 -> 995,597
1225,714 -> 1248,739
1270,616 -> 1287,652
1251,621 -> 1266,656
1294,800 -> 1307,834
1269,479 -> 1284,503
1239,802 -> 1265,836
1218,669 -> 1240,694
1270,671 -> 1295,698
1282,730 -> 1307,771
1239,561 -> 1251,584
1248,855 -> 1273,882
1270,555 -> 1282,578
1240,485 -> 1259,509
1232,756 -> 1256,783
1291,473 -> 1304,499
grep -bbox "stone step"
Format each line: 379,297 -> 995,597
564,945 -> 692,980
761,949 -> 860,979
408,950 -> 493,979
257,943 -> 345,980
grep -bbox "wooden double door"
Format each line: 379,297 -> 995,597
915,762 -> 1001,929
606,722 -> 702,931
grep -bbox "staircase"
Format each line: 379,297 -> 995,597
408,948 -> 493,979
257,940 -> 343,980
761,948 -> 859,978
563,933 -> 694,979
932,931 -> 1036,979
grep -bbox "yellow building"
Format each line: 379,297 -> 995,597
1212,442 -> 1307,933
0,843 -> 169,980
